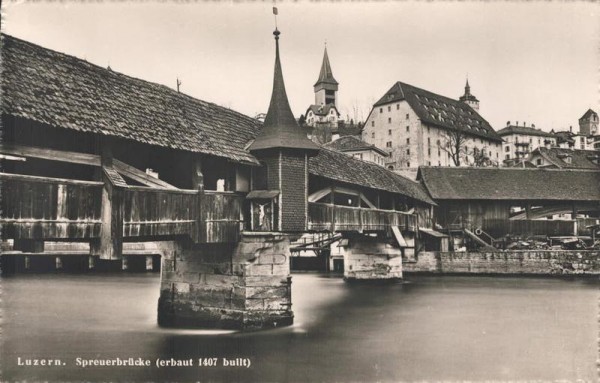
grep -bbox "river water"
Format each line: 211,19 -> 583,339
1,272 -> 597,382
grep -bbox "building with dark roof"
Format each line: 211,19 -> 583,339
362,81 -> 503,173
525,147 -> 600,170
323,136 -> 389,166
497,122 -> 557,163
418,167 -> 600,237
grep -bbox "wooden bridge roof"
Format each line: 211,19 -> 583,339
1,33 -> 436,204
1,34 -> 261,165
310,147 -> 435,205
418,167 -> 600,201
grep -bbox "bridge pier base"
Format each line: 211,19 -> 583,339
157,232 -> 293,330
343,234 -> 403,281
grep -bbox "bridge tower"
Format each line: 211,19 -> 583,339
157,27 -> 318,330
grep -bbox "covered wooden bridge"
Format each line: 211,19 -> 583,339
0,32 -> 433,329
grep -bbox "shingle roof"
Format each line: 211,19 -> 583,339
418,167 -> 600,201
324,136 -> 388,156
248,30 -> 318,152
580,108 -> 597,121
374,82 -> 502,143
309,147 -> 435,205
531,147 -> 600,170
497,125 -> 555,138
1,33 -> 261,164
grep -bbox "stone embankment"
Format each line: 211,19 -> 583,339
404,250 -> 600,276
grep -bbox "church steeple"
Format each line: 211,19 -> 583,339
459,78 -> 480,112
249,28 -> 318,152
314,45 -> 338,107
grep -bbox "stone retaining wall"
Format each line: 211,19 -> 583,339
403,250 -> 600,276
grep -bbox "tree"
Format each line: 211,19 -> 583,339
438,129 -> 469,166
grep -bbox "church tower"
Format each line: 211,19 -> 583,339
314,46 -> 338,107
248,28 -> 319,232
459,79 -> 480,111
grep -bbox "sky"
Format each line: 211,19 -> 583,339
2,1 -> 599,133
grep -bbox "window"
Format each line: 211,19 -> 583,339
427,161 -> 431,166
407,161 -> 411,167
396,104 -> 400,110
406,126 -> 410,132
438,161 -> 441,166
427,127 -> 430,133
388,117 -> 392,124
380,108 -> 383,113
388,129 -> 392,135
536,159 -> 542,165
388,106 -> 391,112
505,146 -> 510,152
505,154 -> 510,160
386,141 -> 392,147
371,121 -> 375,127
371,132 -> 375,138
406,149 -> 410,155
427,137 -> 431,145
428,148 -> 431,156
406,138 -> 410,144
406,113 -> 409,120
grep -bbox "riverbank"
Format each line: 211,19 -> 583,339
404,250 -> 600,276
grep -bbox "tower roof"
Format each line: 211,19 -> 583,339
248,29 -> 319,152
459,78 -> 479,103
313,46 -> 338,87
579,108 -> 597,121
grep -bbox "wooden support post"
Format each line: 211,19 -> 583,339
90,140 -> 125,260
192,156 -> 204,243
330,187 -> 336,232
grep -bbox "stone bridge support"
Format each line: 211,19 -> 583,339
343,233 -> 403,281
157,232 -> 293,330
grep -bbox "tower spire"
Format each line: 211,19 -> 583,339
248,27 -> 318,152
313,43 -> 339,107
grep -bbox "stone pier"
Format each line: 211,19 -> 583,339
343,234 -> 403,281
157,232 -> 293,330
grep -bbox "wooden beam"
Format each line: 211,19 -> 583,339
359,193 -> 376,209
308,187 -> 332,203
113,159 -> 177,190
0,143 -> 101,166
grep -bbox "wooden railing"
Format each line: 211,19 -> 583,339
121,186 -> 200,240
0,173 -> 103,239
307,202 -> 417,232
0,173 -> 244,245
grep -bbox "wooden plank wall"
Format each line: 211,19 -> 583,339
121,186 -> 200,240
0,173 -> 103,239
201,192 -> 243,243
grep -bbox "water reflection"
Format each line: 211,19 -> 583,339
1,273 -> 597,382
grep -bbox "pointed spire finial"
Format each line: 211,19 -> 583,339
248,16 -> 318,153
